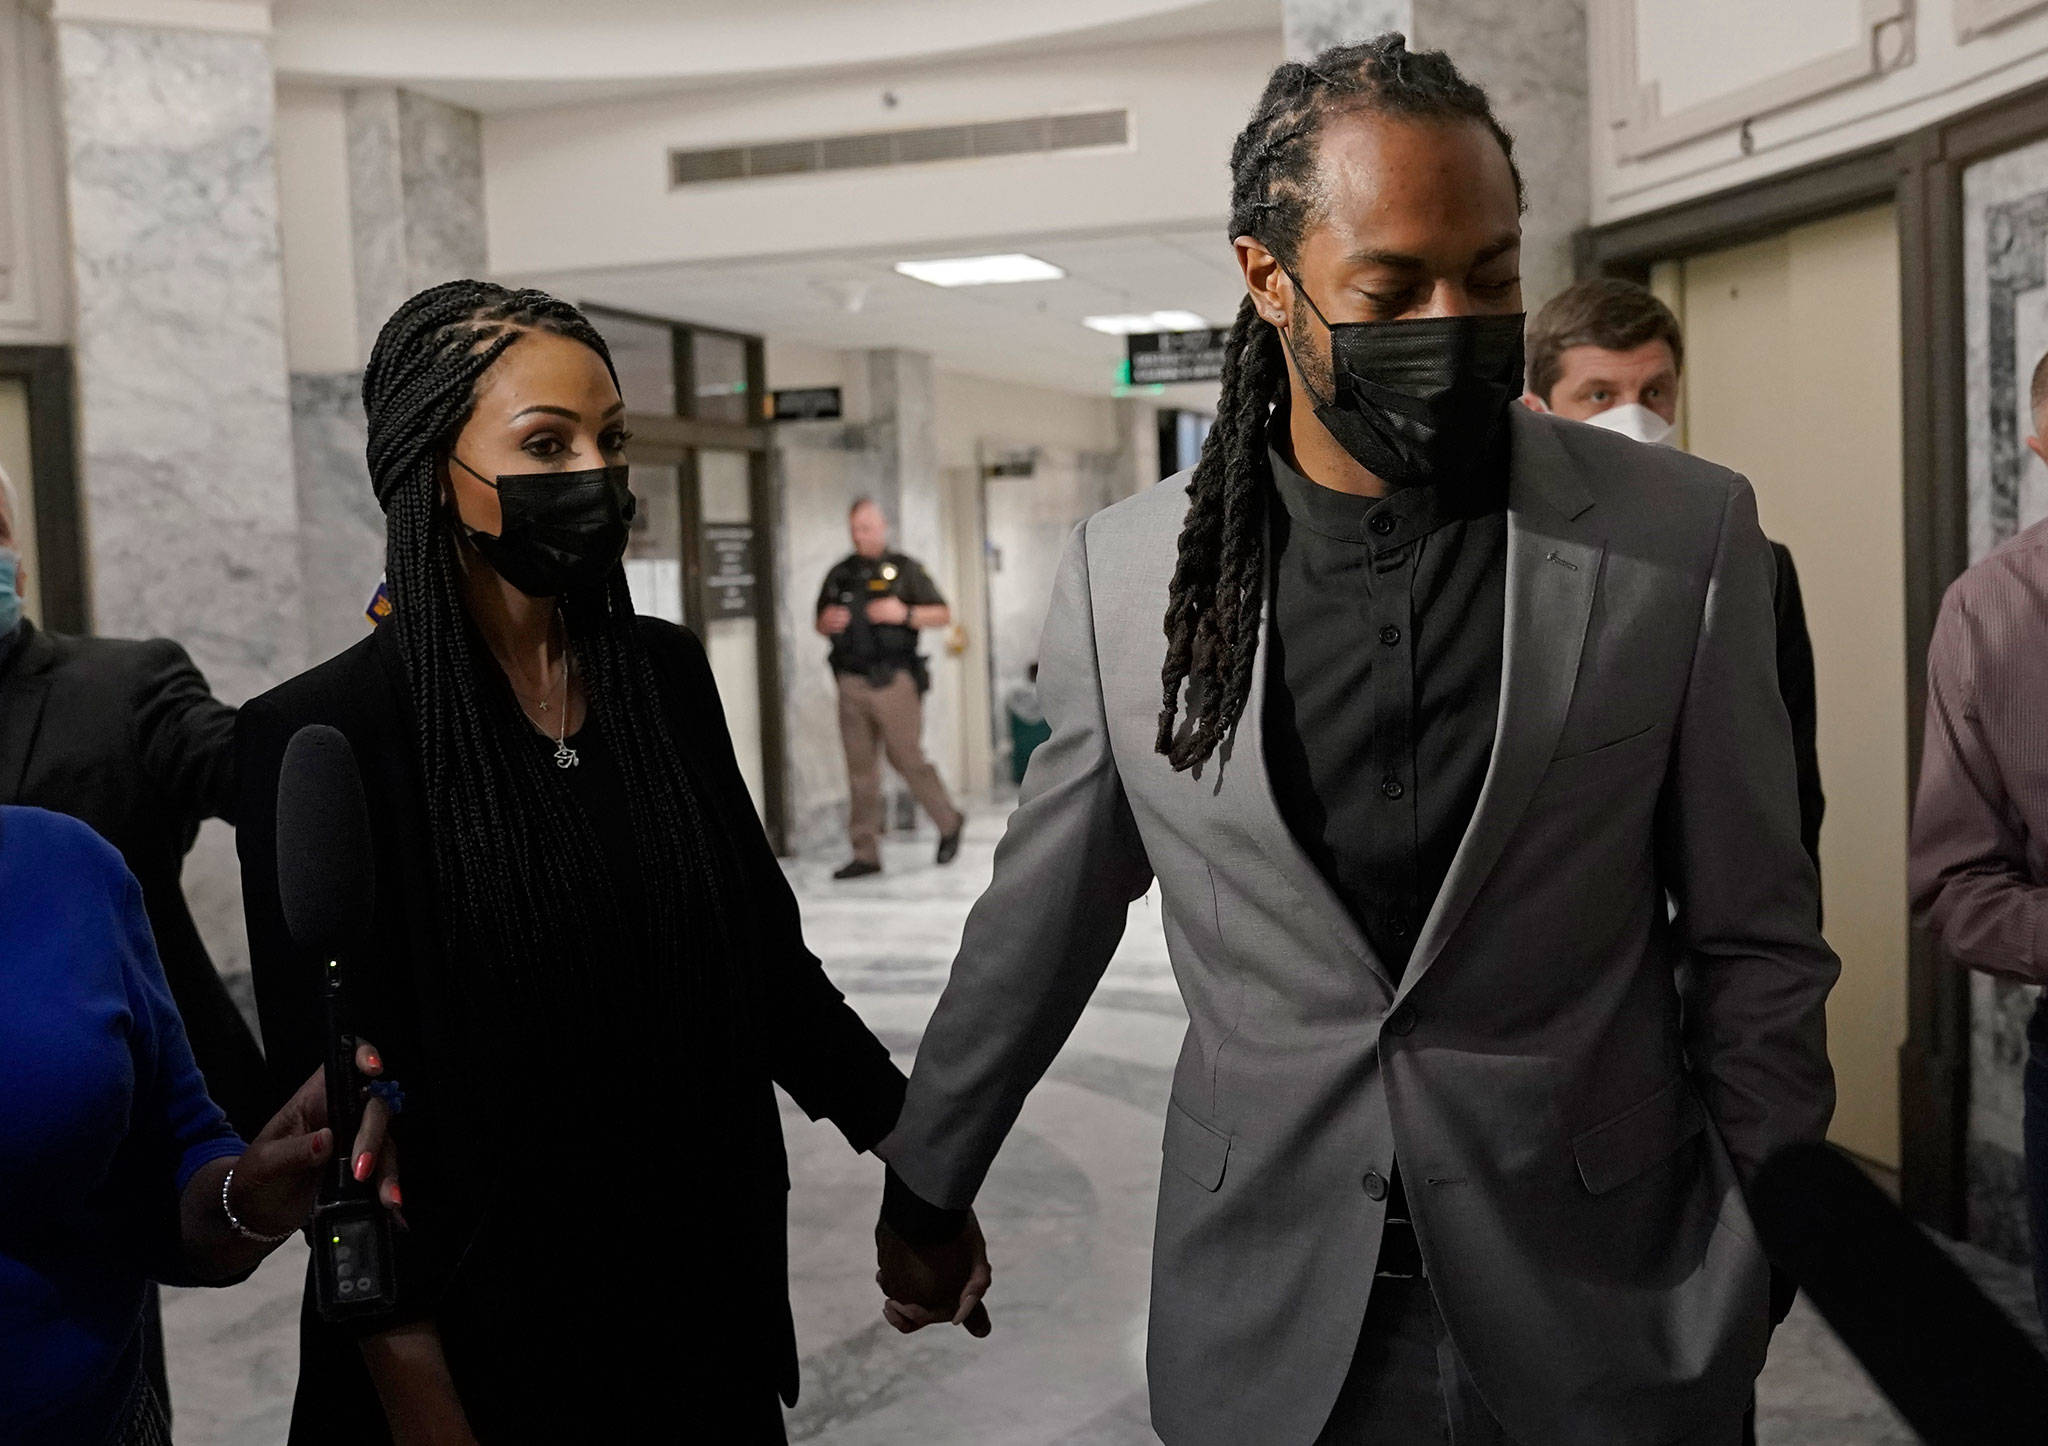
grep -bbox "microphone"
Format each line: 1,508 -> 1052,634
1750,1141 -> 2048,1443
276,723 -> 398,1321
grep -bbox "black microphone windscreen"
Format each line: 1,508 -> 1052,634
275,724 -> 375,961
1751,1141 -> 2048,1443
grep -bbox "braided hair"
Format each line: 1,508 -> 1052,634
363,280 -> 741,1105
1155,34 -> 1523,770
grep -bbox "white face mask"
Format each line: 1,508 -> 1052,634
1584,402 -> 1676,447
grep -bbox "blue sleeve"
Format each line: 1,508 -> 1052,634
114,862 -> 245,1204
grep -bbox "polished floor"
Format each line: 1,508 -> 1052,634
164,802 -> 2037,1443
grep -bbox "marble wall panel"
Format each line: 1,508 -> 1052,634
56,18 -> 301,994
345,87 -> 484,361
1285,0 -> 1413,59
1956,132 -> 2048,1262
864,348 -> 960,803
57,20 -> 300,699
291,370 -> 381,665
1418,0 -> 1590,313
774,423 -> 886,854
1282,1 -> 1591,312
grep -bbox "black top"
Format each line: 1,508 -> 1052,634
545,708 -> 647,929
0,618 -> 267,1137
1263,442 -> 1508,980
817,551 -> 945,683
237,619 -> 907,1442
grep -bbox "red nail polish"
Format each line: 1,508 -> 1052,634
389,1183 -> 402,1206
364,1052 -> 381,1072
354,1152 -> 373,1182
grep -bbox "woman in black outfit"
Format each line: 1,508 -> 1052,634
238,282 -> 943,1442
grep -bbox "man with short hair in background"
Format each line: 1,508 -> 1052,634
816,496 -> 964,880
1525,277 -> 1825,882
1911,347 -> 2048,1332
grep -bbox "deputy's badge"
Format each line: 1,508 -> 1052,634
365,577 -> 393,628
881,563 -> 899,582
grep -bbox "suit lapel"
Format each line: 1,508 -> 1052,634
1397,411 -> 1603,1000
0,625 -> 57,804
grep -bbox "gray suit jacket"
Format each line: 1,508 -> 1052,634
881,407 -> 1838,1446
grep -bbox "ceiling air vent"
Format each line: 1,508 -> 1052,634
669,109 -> 1130,189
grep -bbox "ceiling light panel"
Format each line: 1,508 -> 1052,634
1082,310 -> 1211,335
894,254 -> 1066,287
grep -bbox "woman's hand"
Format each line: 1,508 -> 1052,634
232,1040 -> 405,1236
183,1040 -> 404,1277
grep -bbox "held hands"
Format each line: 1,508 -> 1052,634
865,595 -> 912,627
228,1040 -> 405,1243
817,605 -> 853,636
875,1212 -> 993,1338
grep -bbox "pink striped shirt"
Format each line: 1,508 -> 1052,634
1911,516 -> 2048,981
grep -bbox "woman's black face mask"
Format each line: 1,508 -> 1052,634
450,453 -> 636,598
1278,260 -> 1525,488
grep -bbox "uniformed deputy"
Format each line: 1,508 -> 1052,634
816,497 -> 964,880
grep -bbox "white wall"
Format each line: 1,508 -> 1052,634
275,84 -> 358,373
481,30 -> 1275,275
0,2 -> 73,346
935,370 -> 1119,473
1593,0 -> 2048,223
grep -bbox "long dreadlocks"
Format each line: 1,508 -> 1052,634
1155,34 -> 1525,771
363,280 -> 738,1082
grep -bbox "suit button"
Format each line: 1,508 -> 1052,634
1363,1170 -> 1389,1200
1387,1003 -> 1417,1036
1369,513 -> 1397,536
1380,776 -> 1404,800
1379,625 -> 1401,646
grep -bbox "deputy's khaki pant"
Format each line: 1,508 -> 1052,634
837,671 -> 962,863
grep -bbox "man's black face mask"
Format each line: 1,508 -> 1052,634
450,454 -> 636,598
1278,259 -> 1525,488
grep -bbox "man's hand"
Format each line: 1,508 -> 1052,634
876,1211 -> 992,1338
817,605 -> 852,636
866,595 -> 911,627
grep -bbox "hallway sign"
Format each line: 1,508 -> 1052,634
703,523 -> 756,618
1127,327 -> 1230,385
771,386 -> 843,421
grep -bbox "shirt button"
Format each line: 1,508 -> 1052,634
1387,1003 -> 1417,1036
1380,776 -> 1405,800
1369,513 -> 1397,536
1379,625 -> 1402,646
1363,1170 -> 1389,1201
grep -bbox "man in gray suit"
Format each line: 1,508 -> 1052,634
873,36 -> 1836,1446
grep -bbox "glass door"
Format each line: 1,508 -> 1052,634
587,306 -> 786,850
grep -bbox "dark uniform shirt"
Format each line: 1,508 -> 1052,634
1263,440 -> 1509,981
817,552 -> 946,686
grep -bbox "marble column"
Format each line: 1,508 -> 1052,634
52,0 -> 298,982
343,86 -> 485,362
1281,0 -> 1591,313
1284,0 -> 1413,57
291,87 -> 485,664
864,348 -> 960,821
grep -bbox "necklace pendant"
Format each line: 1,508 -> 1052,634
554,739 -> 580,769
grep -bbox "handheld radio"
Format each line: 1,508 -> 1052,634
276,723 -> 400,1322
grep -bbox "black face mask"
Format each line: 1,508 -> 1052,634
1280,263 -> 1525,488
451,455 -> 636,598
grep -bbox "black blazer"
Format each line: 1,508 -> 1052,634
1769,541 -> 1826,888
236,617 -> 905,1441
0,620 -> 269,1136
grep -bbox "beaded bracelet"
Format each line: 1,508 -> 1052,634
221,1165 -> 296,1245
